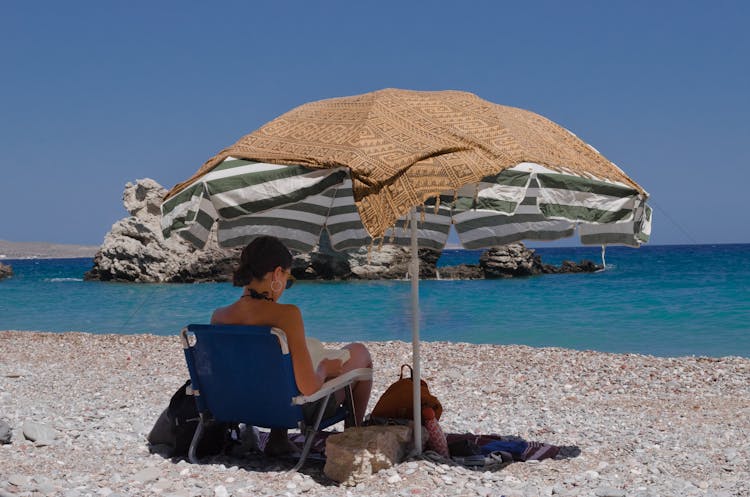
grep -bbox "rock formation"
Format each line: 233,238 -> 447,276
86,179 -> 601,283
479,244 -> 602,278
84,179 -> 240,283
480,244 -> 546,278
435,264 -> 484,280
85,179 -> 438,283
0,262 -> 13,280
294,231 -> 439,281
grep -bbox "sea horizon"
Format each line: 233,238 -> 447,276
2,240 -> 748,260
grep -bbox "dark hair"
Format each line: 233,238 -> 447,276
232,236 -> 293,287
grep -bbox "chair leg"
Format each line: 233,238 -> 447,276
247,425 -> 260,452
289,392 -> 332,472
344,384 -> 358,427
291,426 -> 316,472
188,414 -> 206,464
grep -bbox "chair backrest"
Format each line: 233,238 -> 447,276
182,324 -> 304,429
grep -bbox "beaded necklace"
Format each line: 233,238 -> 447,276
243,288 -> 274,302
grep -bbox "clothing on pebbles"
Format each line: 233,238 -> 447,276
0,331 -> 748,497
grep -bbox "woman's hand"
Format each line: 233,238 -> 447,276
317,358 -> 344,380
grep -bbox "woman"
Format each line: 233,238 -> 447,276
211,235 -> 373,456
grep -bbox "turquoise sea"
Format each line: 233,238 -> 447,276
1,244 -> 748,358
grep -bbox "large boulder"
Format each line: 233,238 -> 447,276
291,229 -> 439,281
478,244 -> 602,278
323,425 -> 413,485
0,262 -> 12,280
85,179 -> 241,283
347,246 -> 438,280
544,259 -> 603,274
435,263 -> 484,280
479,243 -> 545,278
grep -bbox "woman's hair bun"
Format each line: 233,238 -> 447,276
232,236 -> 293,287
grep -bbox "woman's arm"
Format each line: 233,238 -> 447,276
278,304 -> 341,396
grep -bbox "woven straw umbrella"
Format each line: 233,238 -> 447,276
161,88 -> 651,452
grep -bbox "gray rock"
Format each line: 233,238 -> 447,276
323,425 -> 412,485
164,491 -> 192,497
475,487 -> 493,497
84,179 -> 241,283
551,484 -> 572,495
7,474 -> 30,487
346,244 -> 437,280
434,263 -> 483,279
0,262 -> 12,280
11,427 -> 25,444
583,470 -> 601,481
553,259 -> 602,273
293,229 -> 438,280
22,421 -> 57,443
594,487 -> 626,497
298,479 -> 315,492
724,447 -> 738,462
152,480 -> 174,492
480,243 -> 543,277
133,466 -> 162,483
480,243 -> 601,277
0,419 -> 11,443
37,482 -> 57,495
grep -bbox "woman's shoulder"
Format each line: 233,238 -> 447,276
264,302 -> 301,334
210,305 -> 229,324
275,301 -> 300,312
273,302 -> 302,321
210,300 -> 302,329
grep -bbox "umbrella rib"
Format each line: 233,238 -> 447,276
322,179 -> 344,246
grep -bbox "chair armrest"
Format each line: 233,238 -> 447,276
291,368 -> 372,405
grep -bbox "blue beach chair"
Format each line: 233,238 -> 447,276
180,324 -> 372,471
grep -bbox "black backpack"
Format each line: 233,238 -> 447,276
148,380 -> 236,458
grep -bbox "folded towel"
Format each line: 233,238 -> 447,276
445,433 -> 560,462
479,439 -> 528,456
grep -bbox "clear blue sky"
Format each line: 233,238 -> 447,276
2,1 -> 748,246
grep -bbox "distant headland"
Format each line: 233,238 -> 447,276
0,240 -> 99,260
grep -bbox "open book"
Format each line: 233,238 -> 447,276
306,337 -> 350,368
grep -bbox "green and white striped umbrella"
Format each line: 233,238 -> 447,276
160,158 -> 650,252
160,89 -> 651,453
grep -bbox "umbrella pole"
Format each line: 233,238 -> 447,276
410,207 -> 422,454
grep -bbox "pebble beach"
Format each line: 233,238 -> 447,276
1,331 -> 748,497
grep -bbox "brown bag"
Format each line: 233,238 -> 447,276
371,364 -> 443,421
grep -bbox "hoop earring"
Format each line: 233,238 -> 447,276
270,279 -> 282,295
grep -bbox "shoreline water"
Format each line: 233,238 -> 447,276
2,244 -> 749,359
1,330 -> 748,496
